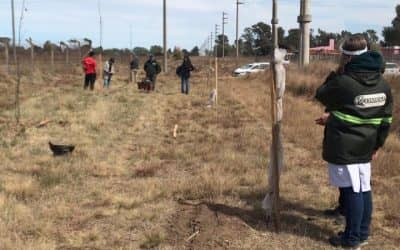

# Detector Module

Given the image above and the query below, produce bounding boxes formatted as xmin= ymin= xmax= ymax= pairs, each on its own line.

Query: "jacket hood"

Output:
xmin=345 ymin=51 xmax=384 ymax=86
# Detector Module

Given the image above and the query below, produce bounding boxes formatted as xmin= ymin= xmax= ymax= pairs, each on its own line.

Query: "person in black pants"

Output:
xmin=176 ymin=54 xmax=195 ymax=95
xmin=82 ymin=51 xmax=97 ymax=90
xmin=315 ymin=34 xmax=393 ymax=249
xmin=144 ymin=54 xmax=161 ymax=91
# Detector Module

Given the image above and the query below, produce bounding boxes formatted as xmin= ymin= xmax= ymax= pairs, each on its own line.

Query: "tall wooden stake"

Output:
xmin=270 ymin=0 xmax=280 ymax=232
xmin=5 ymin=42 xmax=9 ymax=73
xmin=215 ymin=57 xmax=218 ymax=106
xmin=50 ymin=44 xmax=55 ymax=71
xmin=13 ymin=0 xmax=25 ymax=124
xmin=65 ymin=45 xmax=69 ymax=65
xmin=3 ymin=40 xmax=10 ymax=73
xmin=77 ymin=41 xmax=82 ymax=63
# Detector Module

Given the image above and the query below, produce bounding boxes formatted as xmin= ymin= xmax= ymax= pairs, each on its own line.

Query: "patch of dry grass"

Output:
xmin=0 ymin=58 xmax=399 ymax=249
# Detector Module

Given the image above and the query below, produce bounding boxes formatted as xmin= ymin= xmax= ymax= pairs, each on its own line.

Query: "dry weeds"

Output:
xmin=0 ymin=58 xmax=398 ymax=249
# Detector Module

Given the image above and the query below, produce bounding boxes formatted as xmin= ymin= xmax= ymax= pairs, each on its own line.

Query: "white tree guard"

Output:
xmin=262 ymin=48 xmax=287 ymax=213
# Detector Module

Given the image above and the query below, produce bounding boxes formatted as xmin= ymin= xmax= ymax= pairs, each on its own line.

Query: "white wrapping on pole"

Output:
xmin=262 ymin=48 xmax=286 ymax=215
xmin=275 ymin=48 xmax=287 ymax=122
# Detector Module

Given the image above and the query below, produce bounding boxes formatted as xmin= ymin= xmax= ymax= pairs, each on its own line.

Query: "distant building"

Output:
xmin=381 ymin=46 xmax=400 ymax=57
xmin=310 ymin=39 xmax=338 ymax=55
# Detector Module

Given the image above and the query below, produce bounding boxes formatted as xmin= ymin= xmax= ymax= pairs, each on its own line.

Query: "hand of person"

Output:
xmin=315 ymin=112 xmax=330 ymax=126
xmin=372 ymin=150 xmax=379 ymax=161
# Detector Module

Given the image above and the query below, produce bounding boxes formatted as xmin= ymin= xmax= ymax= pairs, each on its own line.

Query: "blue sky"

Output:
xmin=0 ymin=0 xmax=398 ymax=49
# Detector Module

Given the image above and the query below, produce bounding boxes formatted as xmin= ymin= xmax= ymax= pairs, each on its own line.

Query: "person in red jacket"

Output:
xmin=82 ymin=51 xmax=97 ymax=90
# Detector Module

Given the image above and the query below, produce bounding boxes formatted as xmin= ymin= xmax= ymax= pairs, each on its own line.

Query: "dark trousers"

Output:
xmin=340 ymin=187 xmax=372 ymax=246
xmin=338 ymin=188 xmax=345 ymax=215
xmin=84 ymin=73 xmax=96 ymax=90
xmin=181 ymin=77 xmax=190 ymax=94
xmin=148 ymin=75 xmax=157 ymax=91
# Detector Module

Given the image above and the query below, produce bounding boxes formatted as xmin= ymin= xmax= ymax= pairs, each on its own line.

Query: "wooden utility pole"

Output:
xmin=298 ymin=0 xmax=312 ymax=67
xmin=270 ymin=0 xmax=281 ymax=232
xmin=11 ymin=0 xmax=17 ymax=66
xmin=98 ymin=0 xmax=103 ymax=80
xmin=222 ymin=12 xmax=228 ymax=58
xmin=236 ymin=0 xmax=244 ymax=67
xmin=163 ymin=0 xmax=168 ymax=73
xmin=214 ymin=24 xmax=219 ymax=57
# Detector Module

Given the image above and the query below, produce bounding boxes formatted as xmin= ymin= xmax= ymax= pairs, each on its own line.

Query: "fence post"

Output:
xmin=26 ymin=38 xmax=34 ymax=70
xmin=66 ymin=46 xmax=69 ymax=65
xmin=215 ymin=57 xmax=218 ymax=106
xmin=50 ymin=43 xmax=55 ymax=71
xmin=0 ymin=38 xmax=10 ymax=73
xmin=78 ymin=41 xmax=82 ymax=63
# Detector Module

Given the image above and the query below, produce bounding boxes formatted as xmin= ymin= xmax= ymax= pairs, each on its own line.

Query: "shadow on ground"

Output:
xmin=206 ymin=190 xmax=335 ymax=244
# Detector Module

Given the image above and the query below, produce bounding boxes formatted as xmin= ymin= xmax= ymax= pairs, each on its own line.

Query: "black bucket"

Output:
xmin=49 ymin=142 xmax=75 ymax=156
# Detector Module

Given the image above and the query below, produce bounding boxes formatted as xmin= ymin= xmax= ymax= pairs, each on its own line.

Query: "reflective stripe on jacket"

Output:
xmin=316 ymin=51 xmax=393 ymax=165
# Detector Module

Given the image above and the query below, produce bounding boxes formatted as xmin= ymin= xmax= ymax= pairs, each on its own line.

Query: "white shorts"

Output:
xmin=328 ymin=162 xmax=371 ymax=193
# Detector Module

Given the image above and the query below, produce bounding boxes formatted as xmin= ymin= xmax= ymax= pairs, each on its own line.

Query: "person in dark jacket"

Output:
xmin=143 ymin=54 xmax=161 ymax=91
xmin=315 ymin=34 xmax=393 ymax=249
xmin=82 ymin=51 xmax=97 ymax=90
xmin=129 ymin=53 xmax=139 ymax=83
xmin=176 ymin=54 xmax=195 ymax=94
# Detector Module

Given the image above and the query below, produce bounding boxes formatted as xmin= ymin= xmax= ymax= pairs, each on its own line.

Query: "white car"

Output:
xmin=233 ymin=62 xmax=270 ymax=77
xmin=384 ymin=62 xmax=400 ymax=76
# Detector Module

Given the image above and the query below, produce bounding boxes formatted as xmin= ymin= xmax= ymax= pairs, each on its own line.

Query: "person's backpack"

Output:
xmin=176 ymin=65 xmax=182 ymax=76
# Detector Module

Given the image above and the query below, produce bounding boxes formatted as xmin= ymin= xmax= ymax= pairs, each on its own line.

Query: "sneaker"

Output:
xmin=337 ymin=232 xmax=369 ymax=247
xmin=329 ymin=236 xmax=361 ymax=250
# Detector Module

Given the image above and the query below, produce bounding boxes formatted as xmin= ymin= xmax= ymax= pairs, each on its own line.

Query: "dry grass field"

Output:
xmin=0 ymin=57 xmax=399 ymax=249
